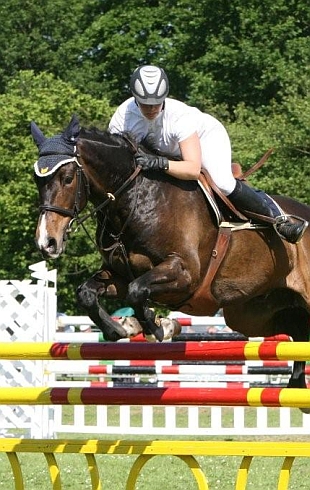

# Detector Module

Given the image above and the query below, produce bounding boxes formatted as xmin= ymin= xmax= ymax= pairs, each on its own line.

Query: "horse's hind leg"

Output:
xmin=274 ymin=308 xmax=309 ymax=390
xmin=76 ymin=269 xmax=143 ymax=341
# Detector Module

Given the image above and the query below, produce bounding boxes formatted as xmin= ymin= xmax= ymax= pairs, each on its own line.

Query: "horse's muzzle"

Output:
xmin=36 ymin=237 xmax=65 ymax=259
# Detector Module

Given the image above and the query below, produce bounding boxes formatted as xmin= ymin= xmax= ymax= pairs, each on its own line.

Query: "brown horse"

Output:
xmin=31 ymin=115 xmax=310 ymax=390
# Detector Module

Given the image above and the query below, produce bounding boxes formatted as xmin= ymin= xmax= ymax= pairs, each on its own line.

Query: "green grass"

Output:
xmin=1 ymin=406 xmax=310 ymax=489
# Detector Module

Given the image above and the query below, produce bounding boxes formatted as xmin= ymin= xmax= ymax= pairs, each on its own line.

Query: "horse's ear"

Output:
xmin=30 ymin=121 xmax=46 ymax=148
xmin=63 ymin=114 xmax=80 ymax=143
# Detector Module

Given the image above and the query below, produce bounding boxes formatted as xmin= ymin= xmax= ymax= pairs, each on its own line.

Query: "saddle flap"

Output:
xmin=198 ymin=170 xmax=248 ymax=223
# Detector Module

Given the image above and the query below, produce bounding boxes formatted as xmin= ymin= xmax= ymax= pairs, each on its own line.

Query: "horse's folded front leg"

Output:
xmin=77 ymin=269 xmax=142 ymax=341
xmin=127 ymin=253 xmax=195 ymax=341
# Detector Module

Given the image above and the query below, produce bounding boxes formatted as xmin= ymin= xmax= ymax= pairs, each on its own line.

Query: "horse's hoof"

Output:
xmin=299 ymin=407 xmax=310 ymax=414
xmin=145 ymin=334 xmax=159 ymax=343
xmin=116 ymin=316 xmax=143 ymax=337
xmin=159 ymin=318 xmax=182 ymax=340
xmin=145 ymin=318 xmax=182 ymax=342
xmin=145 ymin=325 xmax=165 ymax=343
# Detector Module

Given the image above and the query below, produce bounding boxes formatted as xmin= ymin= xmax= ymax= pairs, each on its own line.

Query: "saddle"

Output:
xmin=199 ymin=148 xmax=275 ymax=226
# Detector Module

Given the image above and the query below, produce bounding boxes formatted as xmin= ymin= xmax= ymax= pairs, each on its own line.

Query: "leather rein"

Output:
xmin=39 ymin=157 xmax=142 ymax=233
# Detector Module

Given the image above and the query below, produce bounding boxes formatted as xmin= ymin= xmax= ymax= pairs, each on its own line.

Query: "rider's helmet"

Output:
xmin=130 ymin=65 xmax=169 ymax=105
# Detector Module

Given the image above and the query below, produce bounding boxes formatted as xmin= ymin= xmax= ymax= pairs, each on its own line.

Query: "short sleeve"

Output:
xmin=173 ymin=112 xmax=197 ymax=142
xmin=109 ymin=106 xmax=126 ymax=134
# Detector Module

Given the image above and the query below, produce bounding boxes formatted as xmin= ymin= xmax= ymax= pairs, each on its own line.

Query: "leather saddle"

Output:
xmin=198 ymin=148 xmax=274 ymax=226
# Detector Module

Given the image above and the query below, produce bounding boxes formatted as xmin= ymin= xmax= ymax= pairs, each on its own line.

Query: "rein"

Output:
xmin=39 ymin=158 xmax=142 ymax=232
xmin=73 ymin=163 xmax=142 ymax=279
xmin=73 ymin=164 xmax=142 ymax=229
xmin=240 ymin=148 xmax=274 ymax=180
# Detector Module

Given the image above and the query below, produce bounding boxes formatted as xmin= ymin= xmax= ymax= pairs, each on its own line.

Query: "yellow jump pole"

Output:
xmin=0 ymin=386 xmax=310 ymax=408
xmin=0 ymin=341 xmax=310 ymax=361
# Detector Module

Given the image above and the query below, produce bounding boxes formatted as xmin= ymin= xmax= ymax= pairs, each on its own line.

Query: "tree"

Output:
xmin=0 ymin=1 xmax=308 ymax=116
xmin=52 ymin=0 xmax=310 ymax=115
xmin=228 ymin=79 xmax=310 ymax=201
xmin=0 ymin=0 xmax=94 ymax=92
xmin=0 ymin=70 xmax=114 ymax=313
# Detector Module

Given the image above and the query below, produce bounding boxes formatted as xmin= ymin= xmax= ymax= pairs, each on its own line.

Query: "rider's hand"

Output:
xmin=135 ymin=149 xmax=169 ymax=172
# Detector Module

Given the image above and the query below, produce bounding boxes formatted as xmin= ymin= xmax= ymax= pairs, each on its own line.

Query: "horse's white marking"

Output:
xmin=37 ymin=214 xmax=48 ymax=249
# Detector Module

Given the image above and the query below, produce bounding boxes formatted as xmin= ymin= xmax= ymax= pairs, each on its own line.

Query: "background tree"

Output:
xmin=1 ymin=1 xmax=309 ymax=114
xmin=0 ymin=70 xmax=113 ymax=313
xmin=0 ymin=0 xmax=93 ymax=92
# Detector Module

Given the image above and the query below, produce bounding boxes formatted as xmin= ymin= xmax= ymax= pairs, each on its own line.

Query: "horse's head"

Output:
xmin=32 ymin=115 xmax=89 ymax=258
xmin=32 ymin=115 xmax=141 ymax=259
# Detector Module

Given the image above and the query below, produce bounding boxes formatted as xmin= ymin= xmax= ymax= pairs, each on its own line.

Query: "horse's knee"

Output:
xmin=127 ymin=280 xmax=150 ymax=306
xmin=76 ymin=282 xmax=97 ymax=309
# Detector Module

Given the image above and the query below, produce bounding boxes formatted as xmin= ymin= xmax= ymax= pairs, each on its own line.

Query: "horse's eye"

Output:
xmin=64 ymin=175 xmax=74 ymax=185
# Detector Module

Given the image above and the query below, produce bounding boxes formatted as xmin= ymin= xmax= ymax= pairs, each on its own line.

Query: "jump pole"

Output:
xmin=0 ymin=341 xmax=310 ymax=361
xmin=44 ymin=359 xmax=296 ymax=373
xmin=0 ymin=386 xmax=310 ymax=408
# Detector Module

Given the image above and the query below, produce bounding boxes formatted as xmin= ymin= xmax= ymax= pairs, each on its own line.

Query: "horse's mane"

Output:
xmin=79 ymin=127 xmax=138 ymax=153
xmin=78 ymin=126 xmax=181 ymax=164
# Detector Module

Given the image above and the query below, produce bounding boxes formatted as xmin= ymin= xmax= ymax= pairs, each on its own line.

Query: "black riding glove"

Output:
xmin=135 ymin=149 xmax=169 ymax=172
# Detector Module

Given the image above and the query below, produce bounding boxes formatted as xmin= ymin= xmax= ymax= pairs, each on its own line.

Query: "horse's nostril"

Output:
xmin=47 ymin=237 xmax=57 ymax=251
xmin=39 ymin=236 xmax=63 ymax=259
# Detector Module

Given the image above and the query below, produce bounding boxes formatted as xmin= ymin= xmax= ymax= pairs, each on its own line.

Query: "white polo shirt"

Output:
xmin=109 ymin=97 xmax=235 ymax=195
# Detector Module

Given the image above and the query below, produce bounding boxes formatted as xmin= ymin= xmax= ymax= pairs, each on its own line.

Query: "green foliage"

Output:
xmin=0 ymin=0 xmax=92 ymax=92
xmin=1 ymin=0 xmax=308 ymax=113
xmin=42 ymin=0 xmax=310 ymax=114
xmin=228 ymin=75 xmax=310 ymax=200
xmin=0 ymin=70 xmax=113 ymax=312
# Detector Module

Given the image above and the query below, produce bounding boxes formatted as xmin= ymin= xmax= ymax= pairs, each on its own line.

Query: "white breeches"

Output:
xmin=200 ymin=122 xmax=236 ymax=196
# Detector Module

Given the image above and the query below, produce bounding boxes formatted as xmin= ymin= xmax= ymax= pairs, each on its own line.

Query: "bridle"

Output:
xmin=37 ymin=130 xmax=143 ymax=277
xmin=39 ymin=155 xmax=142 ymax=235
xmin=39 ymin=157 xmax=88 ymax=221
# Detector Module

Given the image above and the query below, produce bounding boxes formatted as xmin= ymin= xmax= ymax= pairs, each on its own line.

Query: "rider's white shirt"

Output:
xmin=109 ymin=97 xmax=235 ymax=195
xmin=110 ymin=97 xmax=222 ymax=155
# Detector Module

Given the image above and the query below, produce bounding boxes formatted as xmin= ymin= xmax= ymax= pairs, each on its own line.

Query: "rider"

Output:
xmin=109 ymin=65 xmax=308 ymax=244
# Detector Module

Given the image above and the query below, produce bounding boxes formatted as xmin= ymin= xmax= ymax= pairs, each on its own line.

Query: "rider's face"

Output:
xmin=138 ymin=102 xmax=163 ymax=120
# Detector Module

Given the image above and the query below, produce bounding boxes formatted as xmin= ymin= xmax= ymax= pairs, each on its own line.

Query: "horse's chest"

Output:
xmin=128 ymin=252 xmax=154 ymax=273
xmin=102 ymin=245 xmax=153 ymax=277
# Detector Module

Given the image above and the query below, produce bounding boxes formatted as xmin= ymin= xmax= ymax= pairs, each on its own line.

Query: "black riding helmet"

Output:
xmin=130 ymin=65 xmax=169 ymax=105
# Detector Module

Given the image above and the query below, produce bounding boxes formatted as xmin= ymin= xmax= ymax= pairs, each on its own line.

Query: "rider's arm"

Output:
xmin=166 ymin=132 xmax=202 ymax=180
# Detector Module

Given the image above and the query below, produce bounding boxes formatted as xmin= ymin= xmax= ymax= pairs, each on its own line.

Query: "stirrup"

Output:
xmin=274 ymin=215 xmax=308 ymax=243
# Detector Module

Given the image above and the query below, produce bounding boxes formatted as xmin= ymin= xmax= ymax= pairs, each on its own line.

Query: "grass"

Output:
xmin=1 ymin=407 xmax=310 ymax=489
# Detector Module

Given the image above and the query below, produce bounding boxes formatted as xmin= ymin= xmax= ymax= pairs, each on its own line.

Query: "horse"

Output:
xmin=31 ymin=114 xmax=310 ymax=392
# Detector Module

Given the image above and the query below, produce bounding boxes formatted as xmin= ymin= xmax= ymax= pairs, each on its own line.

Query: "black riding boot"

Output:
xmin=228 ymin=180 xmax=308 ymax=244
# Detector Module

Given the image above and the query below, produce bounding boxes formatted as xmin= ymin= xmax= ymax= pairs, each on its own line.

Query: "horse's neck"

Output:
xmin=80 ymin=155 xmax=138 ymax=226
